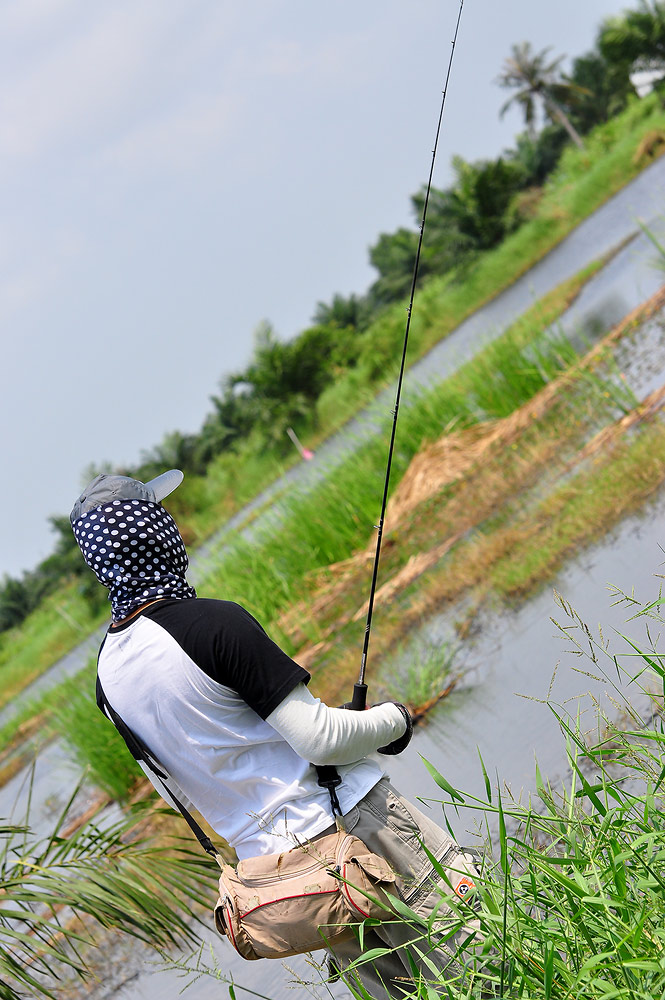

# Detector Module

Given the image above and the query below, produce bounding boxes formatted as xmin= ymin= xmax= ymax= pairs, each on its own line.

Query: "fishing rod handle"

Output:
xmin=351 ymin=683 xmax=368 ymax=712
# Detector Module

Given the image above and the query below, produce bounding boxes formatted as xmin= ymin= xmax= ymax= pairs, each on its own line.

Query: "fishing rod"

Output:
xmin=351 ymin=0 xmax=465 ymax=712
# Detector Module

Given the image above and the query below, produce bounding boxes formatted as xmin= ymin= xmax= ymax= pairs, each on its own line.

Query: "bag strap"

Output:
xmin=96 ymin=676 xmax=222 ymax=864
xmin=315 ymin=764 xmax=344 ymax=820
xmin=96 ymin=676 xmax=345 ymax=853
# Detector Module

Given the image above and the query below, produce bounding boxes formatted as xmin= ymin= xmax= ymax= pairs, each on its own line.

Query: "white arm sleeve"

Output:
xmin=265 ymin=683 xmax=407 ymax=766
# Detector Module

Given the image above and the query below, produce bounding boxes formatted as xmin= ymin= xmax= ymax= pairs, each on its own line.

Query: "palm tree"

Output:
xmin=599 ymin=1 xmax=665 ymax=72
xmin=498 ymin=42 xmax=586 ymax=149
xmin=0 ymin=789 xmax=212 ymax=999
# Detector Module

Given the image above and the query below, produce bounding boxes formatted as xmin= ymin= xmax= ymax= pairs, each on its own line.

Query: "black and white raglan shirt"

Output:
xmin=97 ymin=597 xmax=404 ymax=859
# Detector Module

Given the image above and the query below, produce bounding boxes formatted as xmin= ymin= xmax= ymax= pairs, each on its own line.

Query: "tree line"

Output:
xmin=2 ymin=0 xmax=665 ymax=634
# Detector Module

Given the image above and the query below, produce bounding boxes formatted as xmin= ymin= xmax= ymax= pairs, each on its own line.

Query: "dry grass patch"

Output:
xmin=305 ymin=293 xmax=665 ymax=705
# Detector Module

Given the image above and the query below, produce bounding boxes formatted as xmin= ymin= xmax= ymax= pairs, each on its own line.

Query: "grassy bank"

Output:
xmin=0 ymin=588 xmax=106 ymax=713
xmin=276 ymin=295 xmax=665 ymax=707
xmin=312 ymin=94 xmax=665 ymax=437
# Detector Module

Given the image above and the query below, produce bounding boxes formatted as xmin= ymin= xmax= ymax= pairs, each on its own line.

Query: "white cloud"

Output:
xmin=0 ymin=0 xmax=80 ymax=35
xmin=0 ymin=229 xmax=85 ymax=325
xmin=99 ymin=91 xmax=240 ymax=172
xmin=0 ymin=4 xmax=179 ymax=161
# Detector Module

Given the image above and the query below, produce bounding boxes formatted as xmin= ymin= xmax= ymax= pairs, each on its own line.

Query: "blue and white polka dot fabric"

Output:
xmin=72 ymin=499 xmax=196 ymax=622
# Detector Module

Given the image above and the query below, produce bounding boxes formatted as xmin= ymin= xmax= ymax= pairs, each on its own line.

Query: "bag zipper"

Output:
xmin=237 ymin=853 xmax=337 ymax=888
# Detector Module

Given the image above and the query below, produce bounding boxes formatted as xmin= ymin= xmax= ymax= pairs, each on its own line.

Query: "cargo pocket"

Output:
xmin=405 ymin=844 xmax=480 ymax=912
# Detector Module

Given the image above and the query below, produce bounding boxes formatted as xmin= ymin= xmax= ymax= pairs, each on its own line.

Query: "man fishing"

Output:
xmin=70 ymin=468 xmax=482 ymax=998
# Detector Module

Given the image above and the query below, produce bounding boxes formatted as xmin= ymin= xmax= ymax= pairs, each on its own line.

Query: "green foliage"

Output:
xmin=0 ymin=791 xmax=212 ymax=999
xmin=368 ymin=155 xmax=526 ymax=309
xmin=498 ymin=41 xmax=587 ymax=149
xmin=433 ymin=156 xmax=526 ymax=250
xmin=368 ymin=227 xmax=420 ymax=306
xmin=600 ymin=0 xmax=665 ymax=71
xmin=139 ymin=429 xmax=208 ymax=479
xmin=52 ymin=678 xmax=140 ymax=802
xmin=507 ymin=125 xmax=569 ymax=187
xmin=0 ymin=575 xmax=36 ymax=632
xmin=206 ymin=319 xmax=360 ymax=454
xmin=568 ymin=50 xmax=633 ymax=134
xmin=312 ymin=291 xmax=372 ymax=332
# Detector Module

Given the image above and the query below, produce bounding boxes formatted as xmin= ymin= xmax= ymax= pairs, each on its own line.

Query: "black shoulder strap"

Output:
xmin=96 ymin=676 xmax=219 ymax=859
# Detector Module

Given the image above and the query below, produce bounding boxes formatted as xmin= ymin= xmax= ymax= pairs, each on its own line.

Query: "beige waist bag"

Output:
xmin=96 ymin=682 xmax=396 ymax=961
xmin=214 ymin=829 xmax=397 ymax=960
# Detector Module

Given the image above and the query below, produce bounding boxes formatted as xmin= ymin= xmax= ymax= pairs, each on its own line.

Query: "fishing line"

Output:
xmin=351 ymin=0 xmax=466 ymax=711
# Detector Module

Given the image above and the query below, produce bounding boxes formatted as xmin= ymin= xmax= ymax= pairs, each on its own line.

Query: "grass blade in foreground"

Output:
xmin=0 ymin=787 xmax=213 ymax=999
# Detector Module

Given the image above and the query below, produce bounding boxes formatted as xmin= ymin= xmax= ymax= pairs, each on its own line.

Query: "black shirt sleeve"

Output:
xmin=142 ymin=598 xmax=310 ymax=719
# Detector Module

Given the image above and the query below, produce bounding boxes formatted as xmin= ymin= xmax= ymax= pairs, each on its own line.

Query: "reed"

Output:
xmin=165 ymin=597 xmax=665 ymax=999
xmin=377 ymin=638 xmax=458 ymax=709
xmin=0 ymin=784 xmax=213 ymax=1000
xmin=414 ymin=590 xmax=665 ymax=999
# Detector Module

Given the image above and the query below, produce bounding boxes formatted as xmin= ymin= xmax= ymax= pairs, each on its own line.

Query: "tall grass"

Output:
xmin=50 ymin=678 xmax=140 ymax=802
xmin=378 ymin=638 xmax=459 ymax=708
xmin=414 ymin=590 xmax=665 ymax=999
xmin=200 ymin=318 xmax=590 ymax=642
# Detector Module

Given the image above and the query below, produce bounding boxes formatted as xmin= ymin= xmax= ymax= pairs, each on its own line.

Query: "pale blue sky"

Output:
xmin=1 ymin=0 xmax=636 ymax=577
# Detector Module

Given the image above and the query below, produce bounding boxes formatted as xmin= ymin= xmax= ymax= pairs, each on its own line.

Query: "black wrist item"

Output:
xmin=377 ymin=702 xmax=413 ymax=756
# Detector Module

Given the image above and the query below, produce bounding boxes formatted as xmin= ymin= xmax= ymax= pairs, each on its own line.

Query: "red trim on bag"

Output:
xmin=240 ymin=887 xmax=339 ymax=919
xmin=341 ymin=864 xmax=371 ymax=918
xmin=225 ymin=906 xmax=238 ymax=950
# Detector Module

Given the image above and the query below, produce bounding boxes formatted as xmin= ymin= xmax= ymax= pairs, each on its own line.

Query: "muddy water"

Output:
xmin=1 ymin=740 xmax=88 ymax=841
xmin=387 ymin=494 xmax=665 ymax=827
xmin=0 ymin=738 xmax=123 ymax=842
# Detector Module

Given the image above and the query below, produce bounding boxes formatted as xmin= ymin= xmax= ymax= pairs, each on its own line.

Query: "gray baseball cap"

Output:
xmin=70 ymin=469 xmax=184 ymax=525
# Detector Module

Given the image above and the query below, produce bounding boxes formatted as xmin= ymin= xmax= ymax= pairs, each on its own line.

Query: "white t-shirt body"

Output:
xmin=97 ymin=598 xmax=387 ymax=859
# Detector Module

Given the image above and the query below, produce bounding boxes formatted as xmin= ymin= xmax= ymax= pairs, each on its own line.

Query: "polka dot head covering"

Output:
xmin=72 ymin=499 xmax=196 ymax=622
